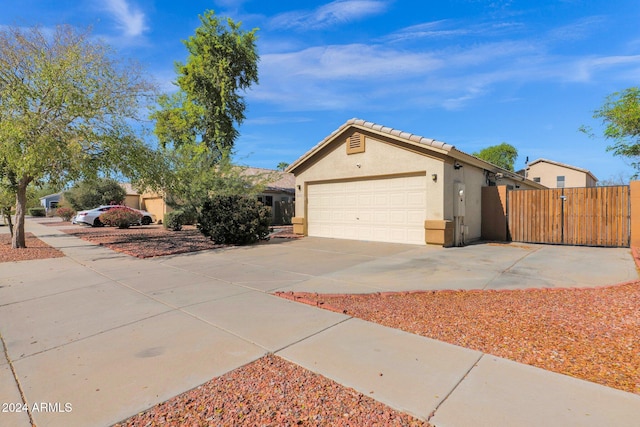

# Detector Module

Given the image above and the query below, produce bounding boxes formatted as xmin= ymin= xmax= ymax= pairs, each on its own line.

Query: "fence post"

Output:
xmin=630 ymin=181 xmax=640 ymax=247
xmin=481 ymin=185 xmax=509 ymax=241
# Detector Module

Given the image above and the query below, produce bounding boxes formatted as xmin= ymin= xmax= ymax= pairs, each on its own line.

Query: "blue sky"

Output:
xmin=3 ymin=0 xmax=640 ymax=181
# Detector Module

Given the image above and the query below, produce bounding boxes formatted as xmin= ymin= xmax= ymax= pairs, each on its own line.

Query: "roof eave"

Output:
xmin=287 ymin=118 xmax=453 ymax=173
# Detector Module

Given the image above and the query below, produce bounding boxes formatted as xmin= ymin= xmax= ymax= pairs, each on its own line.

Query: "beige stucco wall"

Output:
xmin=528 ymin=162 xmax=594 ymax=188
xmin=123 ymin=194 xmax=140 ymax=210
xmin=441 ymin=161 xmax=485 ymax=242
xmin=141 ymin=196 xmax=170 ymax=223
xmin=293 ymin=133 xmax=446 ymax=224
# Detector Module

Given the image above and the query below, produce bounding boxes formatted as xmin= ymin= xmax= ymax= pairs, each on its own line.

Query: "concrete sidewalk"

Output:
xmin=1 ymin=220 xmax=639 ymax=426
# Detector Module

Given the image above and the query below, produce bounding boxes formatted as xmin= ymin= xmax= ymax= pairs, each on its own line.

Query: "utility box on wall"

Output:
xmin=453 ymin=182 xmax=466 ymax=217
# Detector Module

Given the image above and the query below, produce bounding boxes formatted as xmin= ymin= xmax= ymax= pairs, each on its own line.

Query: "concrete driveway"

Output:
xmin=1 ymin=221 xmax=638 ymax=427
xmin=174 ymin=236 xmax=636 ymax=294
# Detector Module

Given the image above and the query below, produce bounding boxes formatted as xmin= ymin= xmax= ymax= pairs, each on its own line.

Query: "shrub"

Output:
xmin=99 ymin=207 xmax=142 ymax=229
xmin=163 ymin=210 xmax=185 ymax=231
xmin=56 ymin=207 xmax=75 ymax=221
xmin=181 ymin=207 xmax=198 ymax=225
xmin=28 ymin=207 xmax=46 ymax=217
xmin=197 ymin=195 xmax=271 ymax=245
xmin=64 ymin=178 xmax=127 ymax=211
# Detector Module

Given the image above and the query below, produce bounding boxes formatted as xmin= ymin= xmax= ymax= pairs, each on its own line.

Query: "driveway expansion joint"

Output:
xmin=1 ymin=332 xmax=35 ymax=426
xmin=273 ymin=316 xmax=354 ymax=354
xmin=427 ymin=352 xmax=485 ymax=422
xmin=482 ymin=245 xmax=544 ymax=290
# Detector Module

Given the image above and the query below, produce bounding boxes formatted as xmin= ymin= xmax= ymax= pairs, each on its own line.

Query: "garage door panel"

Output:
xmin=307 ymin=175 xmax=427 ymax=245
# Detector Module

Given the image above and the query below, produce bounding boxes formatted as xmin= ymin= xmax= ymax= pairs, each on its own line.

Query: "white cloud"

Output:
xmin=250 ymin=31 xmax=640 ymax=113
xmin=102 ymin=0 xmax=147 ymax=37
xmin=269 ymin=0 xmax=388 ymax=30
xmin=383 ymin=19 xmax=526 ymax=44
xmin=546 ymin=16 xmax=606 ymax=42
xmin=262 ymin=44 xmax=442 ymax=80
xmin=570 ymin=55 xmax=640 ymax=82
xmin=383 ymin=20 xmax=471 ymax=43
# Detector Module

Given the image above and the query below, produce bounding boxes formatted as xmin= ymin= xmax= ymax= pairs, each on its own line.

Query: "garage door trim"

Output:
xmin=305 ymin=172 xmax=428 ymax=245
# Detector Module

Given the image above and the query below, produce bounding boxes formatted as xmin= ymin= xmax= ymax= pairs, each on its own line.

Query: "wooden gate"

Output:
xmin=507 ymin=186 xmax=630 ymax=247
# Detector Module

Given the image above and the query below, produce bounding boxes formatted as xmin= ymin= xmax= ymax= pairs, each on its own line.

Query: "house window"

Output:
xmin=257 ymin=196 xmax=264 ymax=204
xmin=557 ymin=176 xmax=565 ymax=188
xmin=533 ymin=177 xmax=540 ymax=183
xmin=264 ymin=196 xmax=273 ymax=207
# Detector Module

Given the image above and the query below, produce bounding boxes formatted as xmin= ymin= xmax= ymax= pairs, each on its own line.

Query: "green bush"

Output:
xmin=64 ymin=178 xmax=126 ymax=211
xmin=99 ymin=207 xmax=142 ymax=229
xmin=181 ymin=207 xmax=198 ymax=225
xmin=164 ymin=210 xmax=185 ymax=231
xmin=56 ymin=207 xmax=75 ymax=221
xmin=29 ymin=207 xmax=46 ymax=217
xmin=197 ymin=195 xmax=271 ymax=245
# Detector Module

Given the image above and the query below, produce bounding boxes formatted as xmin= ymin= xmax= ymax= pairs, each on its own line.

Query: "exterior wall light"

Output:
xmin=432 ymin=174 xmax=437 ymax=182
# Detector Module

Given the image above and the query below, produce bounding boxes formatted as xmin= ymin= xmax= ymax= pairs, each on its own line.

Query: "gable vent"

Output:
xmin=346 ymin=132 xmax=365 ymax=154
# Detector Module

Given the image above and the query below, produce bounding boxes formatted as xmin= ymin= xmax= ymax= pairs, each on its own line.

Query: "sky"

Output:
xmin=3 ymin=0 xmax=640 ymax=182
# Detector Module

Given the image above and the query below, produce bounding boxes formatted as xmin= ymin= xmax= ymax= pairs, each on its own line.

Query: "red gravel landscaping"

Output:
xmin=276 ymin=282 xmax=640 ymax=395
xmin=115 ymin=354 xmax=430 ymax=427
xmin=61 ymin=225 xmax=225 ymax=258
xmin=59 ymin=224 xmax=300 ymax=258
xmin=0 ymin=231 xmax=65 ymax=262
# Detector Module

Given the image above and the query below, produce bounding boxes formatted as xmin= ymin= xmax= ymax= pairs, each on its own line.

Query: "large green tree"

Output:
xmin=152 ymin=10 xmax=259 ymax=155
xmin=146 ymin=10 xmax=260 ymax=215
xmin=0 ymin=25 xmax=156 ymax=248
xmin=584 ymin=87 xmax=640 ymax=173
xmin=473 ymin=143 xmax=518 ymax=171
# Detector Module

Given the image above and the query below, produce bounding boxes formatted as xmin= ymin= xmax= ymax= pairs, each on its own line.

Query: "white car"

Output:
xmin=72 ymin=205 xmax=156 ymax=227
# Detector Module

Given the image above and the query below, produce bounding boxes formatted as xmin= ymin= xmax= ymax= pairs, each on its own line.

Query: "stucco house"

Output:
xmin=523 ymin=159 xmax=598 ymax=188
xmin=244 ymin=167 xmax=295 ymax=225
xmin=287 ymin=118 xmax=545 ymax=247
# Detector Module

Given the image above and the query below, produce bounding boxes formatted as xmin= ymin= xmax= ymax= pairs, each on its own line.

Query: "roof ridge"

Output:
xmin=346 ymin=118 xmax=453 ymax=151
xmin=286 ymin=118 xmax=454 ymax=172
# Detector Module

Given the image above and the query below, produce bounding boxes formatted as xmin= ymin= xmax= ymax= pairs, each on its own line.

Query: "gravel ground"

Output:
xmin=115 ymin=354 xmax=430 ymax=427
xmin=277 ymin=282 xmax=640 ymax=395
xmin=60 ymin=223 xmax=299 ymax=258
xmin=61 ymin=225 xmax=226 ymax=258
xmin=0 ymin=231 xmax=65 ymax=262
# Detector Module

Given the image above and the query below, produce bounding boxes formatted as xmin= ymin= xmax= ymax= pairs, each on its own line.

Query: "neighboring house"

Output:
xmin=523 ymin=159 xmax=598 ymax=188
xmin=243 ymin=167 xmax=295 ymax=225
xmin=119 ymin=183 xmax=142 ymax=209
xmin=287 ymin=118 xmax=545 ymax=247
xmin=120 ymin=168 xmax=295 ymax=225
xmin=39 ymin=192 xmax=63 ymax=213
xmin=117 ymin=183 xmax=171 ymax=225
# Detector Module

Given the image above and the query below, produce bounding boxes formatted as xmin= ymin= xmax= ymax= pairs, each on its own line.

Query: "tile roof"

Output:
xmin=241 ymin=167 xmax=295 ymax=191
xmin=286 ymin=118 xmax=456 ymax=173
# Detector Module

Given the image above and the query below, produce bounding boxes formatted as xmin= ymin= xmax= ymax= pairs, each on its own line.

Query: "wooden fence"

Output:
xmin=507 ymin=186 xmax=630 ymax=247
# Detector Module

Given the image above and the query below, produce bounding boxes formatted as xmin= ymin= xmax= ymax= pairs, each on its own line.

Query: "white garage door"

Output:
xmin=307 ymin=175 xmax=427 ymax=245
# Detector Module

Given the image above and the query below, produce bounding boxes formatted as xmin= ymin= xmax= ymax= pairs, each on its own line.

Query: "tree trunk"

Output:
xmin=12 ymin=178 xmax=30 ymax=249
xmin=3 ymin=209 xmax=14 ymax=238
